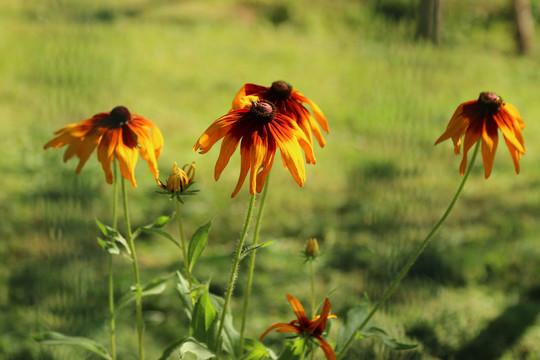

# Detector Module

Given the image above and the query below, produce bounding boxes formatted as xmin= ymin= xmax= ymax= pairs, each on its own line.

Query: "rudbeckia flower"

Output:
xmin=435 ymin=92 xmax=525 ymax=178
xmin=44 ymin=106 xmax=163 ymax=187
xmin=260 ymin=294 xmax=337 ymax=360
xmin=232 ymin=81 xmax=329 ymax=147
xmin=193 ymin=97 xmax=315 ymax=198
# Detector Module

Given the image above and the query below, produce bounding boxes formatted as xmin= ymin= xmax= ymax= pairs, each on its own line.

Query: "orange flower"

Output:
xmin=193 ymin=98 xmax=315 ymax=198
xmin=44 ymin=106 xmax=163 ymax=187
xmin=232 ymin=81 xmax=329 ymax=148
xmin=260 ymin=294 xmax=337 ymax=360
xmin=435 ymin=92 xmax=525 ymax=178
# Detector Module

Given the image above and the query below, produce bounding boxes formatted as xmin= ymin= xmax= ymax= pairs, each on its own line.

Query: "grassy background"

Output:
xmin=1 ymin=0 xmax=540 ymax=359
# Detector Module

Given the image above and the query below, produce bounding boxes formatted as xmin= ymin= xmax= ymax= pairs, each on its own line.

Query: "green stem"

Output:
xmin=239 ymin=177 xmax=271 ymax=356
xmin=310 ymin=260 xmax=315 ymax=319
xmin=337 ymin=141 xmax=480 ymax=359
xmin=122 ymin=177 xmax=144 ymax=360
xmin=175 ymin=199 xmax=192 ymax=287
xmin=109 ymin=160 xmax=118 ymax=360
xmin=215 ymin=194 xmax=257 ymax=356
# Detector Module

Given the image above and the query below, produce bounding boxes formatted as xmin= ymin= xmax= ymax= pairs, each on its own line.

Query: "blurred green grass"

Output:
xmin=1 ymin=0 xmax=540 ymax=358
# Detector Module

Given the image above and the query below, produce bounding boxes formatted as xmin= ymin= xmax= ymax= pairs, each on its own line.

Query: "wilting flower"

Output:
xmin=158 ymin=162 xmax=197 ymax=201
xmin=44 ymin=106 xmax=163 ymax=187
xmin=435 ymin=92 xmax=525 ymax=178
xmin=193 ymin=97 xmax=315 ymax=198
xmin=260 ymin=294 xmax=337 ymax=360
xmin=232 ymin=81 xmax=329 ymax=147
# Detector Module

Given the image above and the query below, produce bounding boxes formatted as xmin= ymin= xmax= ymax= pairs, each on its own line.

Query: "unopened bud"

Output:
xmin=305 ymin=238 xmax=319 ymax=259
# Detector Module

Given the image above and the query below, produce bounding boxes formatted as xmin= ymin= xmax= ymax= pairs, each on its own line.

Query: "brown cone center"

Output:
xmin=109 ymin=106 xmax=131 ymax=127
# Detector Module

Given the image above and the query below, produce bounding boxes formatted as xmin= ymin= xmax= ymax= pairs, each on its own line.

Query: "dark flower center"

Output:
xmin=269 ymin=80 xmax=292 ymax=100
xmin=478 ymin=92 xmax=504 ymax=113
xmin=250 ymin=100 xmax=276 ymax=122
xmin=109 ymin=106 xmax=131 ymax=127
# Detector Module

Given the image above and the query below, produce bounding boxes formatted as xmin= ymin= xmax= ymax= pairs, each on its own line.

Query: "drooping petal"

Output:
xmin=286 ymin=294 xmax=310 ymax=329
xmin=97 ymin=130 xmax=119 ymax=184
xmin=129 ymin=122 xmax=160 ymax=181
xmin=459 ymin=116 xmax=483 ymax=175
xmin=259 ymin=322 xmax=301 ymax=340
xmin=248 ymin=131 xmax=268 ymax=196
xmin=292 ymin=89 xmax=330 ymax=134
xmin=115 ymin=135 xmax=139 ymax=188
xmin=308 ymin=298 xmax=333 ymax=336
xmin=75 ymin=132 xmax=102 ymax=174
xmin=215 ymin=134 xmax=241 ymax=181
xmin=314 ymin=336 xmax=337 ymax=360
xmin=231 ymin=140 xmax=252 ymax=198
xmin=193 ymin=112 xmax=243 ymax=154
xmin=493 ymin=112 xmax=524 ymax=154
xmin=480 ymin=118 xmax=499 ymax=178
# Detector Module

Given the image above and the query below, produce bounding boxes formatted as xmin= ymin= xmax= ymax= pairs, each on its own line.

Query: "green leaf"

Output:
xmin=32 ymin=331 xmax=112 ymax=360
xmin=240 ymin=241 xmax=274 ymax=260
xmin=158 ymin=337 xmax=187 ymax=360
xmin=242 ymin=338 xmax=277 ymax=360
xmin=117 ymin=274 xmax=172 ymax=313
xmin=97 ymin=237 xmax=120 ymax=255
xmin=176 ymin=271 xmax=195 ymax=319
xmin=152 ymin=215 xmax=172 ymax=228
xmin=139 ymin=227 xmax=182 ymax=250
xmin=209 ymin=294 xmax=239 ymax=356
xmin=360 ymin=327 xmax=417 ymax=350
xmin=95 ymin=218 xmax=131 ymax=255
xmin=191 ymin=289 xmax=218 ymax=349
xmin=335 ymin=303 xmax=370 ymax=354
xmin=179 ymin=338 xmax=215 ymax=360
xmin=188 ymin=221 xmax=211 ymax=272
xmin=277 ymin=339 xmax=304 ymax=360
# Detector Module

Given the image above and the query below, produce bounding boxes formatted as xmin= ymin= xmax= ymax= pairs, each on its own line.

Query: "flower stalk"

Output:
xmin=121 ymin=177 xmax=144 ymax=360
xmin=175 ymin=199 xmax=192 ymax=287
xmin=337 ymin=140 xmax=480 ymax=359
xmin=239 ymin=174 xmax=271 ymax=356
xmin=215 ymin=194 xmax=257 ymax=355
xmin=108 ymin=161 xmax=119 ymax=360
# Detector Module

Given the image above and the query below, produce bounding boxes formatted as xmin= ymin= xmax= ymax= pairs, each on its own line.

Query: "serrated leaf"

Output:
xmin=361 ymin=327 xmax=417 ymax=350
xmin=240 ymin=241 xmax=274 ymax=260
xmin=335 ymin=303 xmax=370 ymax=354
xmin=191 ymin=289 xmax=218 ymax=349
xmin=188 ymin=221 xmax=211 ymax=272
xmin=277 ymin=339 xmax=304 ymax=360
xmin=179 ymin=338 xmax=215 ymax=360
xmin=32 ymin=331 xmax=112 ymax=360
xmin=242 ymin=338 xmax=277 ymax=360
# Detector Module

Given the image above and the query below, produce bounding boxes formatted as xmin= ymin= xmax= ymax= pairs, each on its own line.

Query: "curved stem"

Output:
xmin=175 ymin=199 xmax=192 ymax=287
xmin=337 ymin=141 xmax=480 ymax=359
xmin=109 ymin=160 xmax=119 ymax=360
xmin=239 ymin=176 xmax=271 ymax=356
xmin=215 ymin=194 xmax=257 ymax=356
xmin=122 ymin=178 xmax=144 ymax=360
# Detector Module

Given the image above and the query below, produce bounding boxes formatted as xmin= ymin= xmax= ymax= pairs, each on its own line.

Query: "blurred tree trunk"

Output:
xmin=513 ymin=0 xmax=535 ymax=55
xmin=416 ymin=0 xmax=442 ymax=43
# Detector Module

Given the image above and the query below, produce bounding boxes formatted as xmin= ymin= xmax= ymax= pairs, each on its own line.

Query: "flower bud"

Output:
xmin=305 ymin=238 xmax=319 ymax=259
xmin=158 ymin=162 xmax=195 ymax=193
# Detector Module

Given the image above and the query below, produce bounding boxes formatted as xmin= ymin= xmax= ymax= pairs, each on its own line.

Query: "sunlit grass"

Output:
xmin=1 ymin=0 xmax=539 ymax=358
